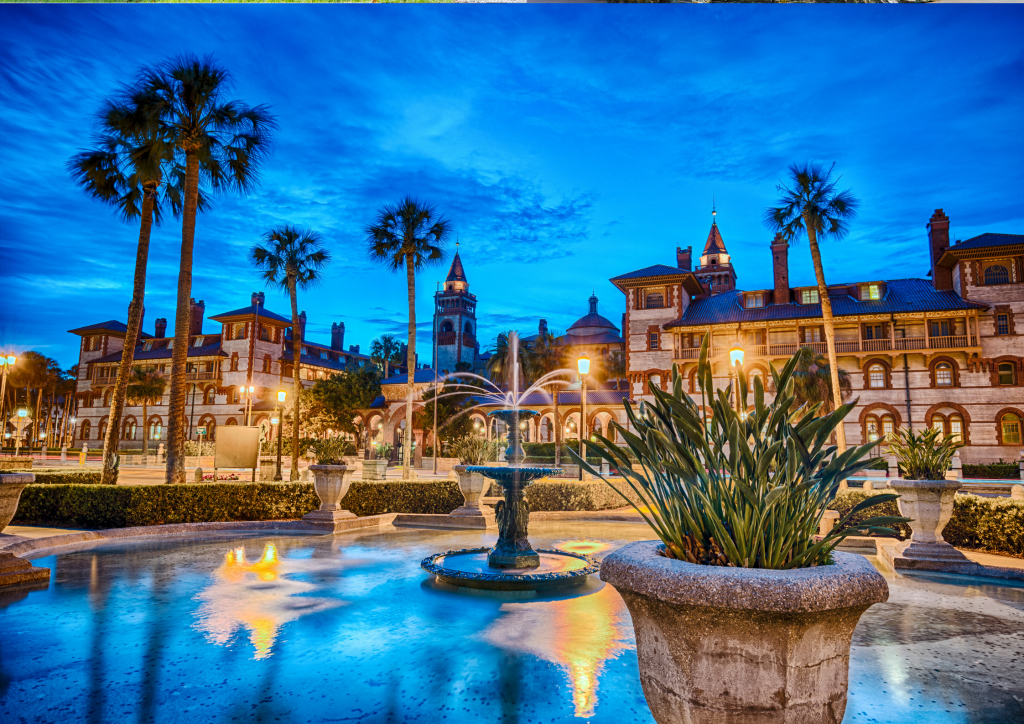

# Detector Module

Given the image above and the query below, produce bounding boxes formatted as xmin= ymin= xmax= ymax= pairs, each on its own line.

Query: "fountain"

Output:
xmin=421 ymin=333 xmax=599 ymax=591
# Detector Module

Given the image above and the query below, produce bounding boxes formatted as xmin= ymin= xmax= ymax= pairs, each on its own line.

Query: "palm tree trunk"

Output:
xmin=43 ymin=389 xmax=54 ymax=457
xmin=166 ymin=157 xmax=200 ymax=485
xmin=805 ymin=219 xmax=847 ymax=453
xmin=404 ymin=257 xmax=416 ymax=480
xmin=289 ymin=275 xmax=302 ymax=481
xmin=141 ymin=398 xmax=149 ymax=458
xmin=103 ymin=181 xmax=158 ymax=485
xmin=553 ymin=387 xmax=561 ymax=465
xmin=35 ymin=387 xmax=43 ymax=454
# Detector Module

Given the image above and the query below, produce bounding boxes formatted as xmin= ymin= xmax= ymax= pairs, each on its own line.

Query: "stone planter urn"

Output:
xmin=889 ymin=478 xmax=969 ymax=566
xmin=601 ymin=541 xmax=888 ymax=724
xmin=449 ymin=465 xmax=495 ymax=524
xmin=362 ymin=459 xmax=389 ymax=480
xmin=301 ymin=465 xmax=356 ymax=530
xmin=0 ymin=472 xmax=51 ymax=589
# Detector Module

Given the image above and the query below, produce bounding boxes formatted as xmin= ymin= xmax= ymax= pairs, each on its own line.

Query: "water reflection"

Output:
xmin=192 ymin=543 xmax=343 ymax=660
xmin=484 ymin=582 xmax=633 ymax=718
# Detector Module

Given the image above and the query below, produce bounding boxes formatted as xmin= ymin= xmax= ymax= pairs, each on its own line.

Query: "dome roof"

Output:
xmin=567 ymin=313 xmax=618 ymax=333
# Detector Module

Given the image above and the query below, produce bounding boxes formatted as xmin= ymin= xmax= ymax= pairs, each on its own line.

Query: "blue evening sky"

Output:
xmin=1 ymin=5 xmax=1022 ymax=369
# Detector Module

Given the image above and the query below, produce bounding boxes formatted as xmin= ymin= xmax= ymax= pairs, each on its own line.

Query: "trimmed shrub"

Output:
xmin=341 ymin=481 xmax=463 ymax=517
xmin=976 ymin=498 xmax=1024 ymax=555
xmin=963 ymin=461 xmax=1020 ymax=480
xmin=27 ymin=469 xmax=104 ymax=485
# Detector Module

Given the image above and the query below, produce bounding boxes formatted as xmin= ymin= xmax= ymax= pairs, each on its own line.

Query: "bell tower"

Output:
xmin=694 ymin=203 xmax=737 ymax=295
xmin=433 ymin=242 xmax=478 ymax=374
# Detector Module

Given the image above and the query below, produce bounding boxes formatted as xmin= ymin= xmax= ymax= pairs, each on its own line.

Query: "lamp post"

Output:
xmin=729 ymin=343 xmax=745 ymax=416
xmin=577 ymin=354 xmax=590 ymax=481
xmin=239 ymin=385 xmax=256 ymax=426
xmin=15 ymin=408 xmax=27 ymax=457
xmin=274 ymin=390 xmax=286 ymax=481
xmin=0 ymin=355 xmax=15 ymax=442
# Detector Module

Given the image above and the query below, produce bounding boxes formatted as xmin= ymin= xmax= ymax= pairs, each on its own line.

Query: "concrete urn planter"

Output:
xmin=362 ymin=459 xmax=389 ymax=480
xmin=601 ymin=541 xmax=889 ymax=724
xmin=889 ymin=478 xmax=968 ymax=565
xmin=450 ymin=466 xmax=494 ymax=525
xmin=301 ymin=465 xmax=356 ymax=530
xmin=0 ymin=472 xmax=51 ymax=589
xmin=0 ymin=472 xmax=35 ymax=532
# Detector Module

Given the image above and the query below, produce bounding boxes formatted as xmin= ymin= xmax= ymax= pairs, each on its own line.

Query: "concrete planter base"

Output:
xmin=362 ymin=460 xmax=389 ymax=480
xmin=601 ymin=541 xmax=888 ymax=724
xmin=889 ymin=478 xmax=969 ymax=570
xmin=301 ymin=465 xmax=357 ymax=531
xmin=449 ymin=466 xmax=495 ymax=526
xmin=0 ymin=472 xmax=51 ymax=589
xmin=1 ymin=472 xmax=35 ymax=532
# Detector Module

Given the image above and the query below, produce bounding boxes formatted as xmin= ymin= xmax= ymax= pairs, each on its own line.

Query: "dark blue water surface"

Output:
xmin=1 ymin=522 xmax=1022 ymax=724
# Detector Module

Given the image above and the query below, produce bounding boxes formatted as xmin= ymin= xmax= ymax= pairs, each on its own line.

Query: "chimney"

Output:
xmin=251 ymin=291 xmax=265 ymax=307
xmin=298 ymin=311 xmax=307 ymax=342
xmin=331 ymin=322 xmax=345 ymax=350
xmin=928 ymin=209 xmax=953 ymax=291
xmin=349 ymin=344 xmax=360 ymax=354
xmin=189 ymin=299 xmax=204 ymax=336
xmin=770 ymin=233 xmax=790 ymax=304
xmin=539 ymin=319 xmax=548 ymax=338
xmin=676 ymin=246 xmax=692 ymax=271
xmin=154 ymin=318 xmax=167 ymax=339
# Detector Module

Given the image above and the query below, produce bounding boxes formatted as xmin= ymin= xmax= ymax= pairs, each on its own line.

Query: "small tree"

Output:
xmin=370 ymin=334 xmax=403 ymax=379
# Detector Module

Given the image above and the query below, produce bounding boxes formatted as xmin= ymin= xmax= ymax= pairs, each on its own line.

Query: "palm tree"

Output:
xmin=251 ymin=226 xmax=330 ymax=481
xmin=137 ymin=55 xmax=276 ymax=484
xmin=68 ymin=85 xmax=186 ymax=484
xmin=486 ymin=331 xmax=531 ymax=391
xmin=127 ymin=367 xmax=166 ymax=457
xmin=787 ymin=347 xmax=852 ymax=419
xmin=529 ymin=331 xmax=568 ymax=465
xmin=765 ymin=162 xmax=858 ymax=451
xmin=365 ymin=197 xmax=451 ymax=480
xmin=370 ymin=334 xmax=402 ymax=379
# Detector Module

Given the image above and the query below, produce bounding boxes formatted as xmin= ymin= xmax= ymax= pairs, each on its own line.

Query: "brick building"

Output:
xmin=610 ymin=209 xmax=1024 ymax=464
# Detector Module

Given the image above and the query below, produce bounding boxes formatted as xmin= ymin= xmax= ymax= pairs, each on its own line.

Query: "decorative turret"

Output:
xmin=434 ymin=241 xmax=478 ymax=373
xmin=694 ymin=203 xmax=737 ymax=295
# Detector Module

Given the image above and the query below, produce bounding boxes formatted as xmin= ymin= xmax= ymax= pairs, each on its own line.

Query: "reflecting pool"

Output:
xmin=1 ymin=523 xmax=1022 ymax=724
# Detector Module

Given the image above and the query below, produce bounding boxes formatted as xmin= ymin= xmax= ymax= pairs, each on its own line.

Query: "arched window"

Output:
xmin=949 ymin=414 xmax=963 ymax=442
xmin=229 ymin=388 xmax=240 ymax=404
xmin=932 ymin=416 xmax=945 ymax=439
xmin=464 ymin=322 xmax=473 ymax=334
xmin=1001 ymin=413 xmax=1021 ymax=445
xmin=984 ymin=264 xmax=1010 ymax=285
xmin=645 ymin=292 xmax=664 ymax=309
xmin=866 ymin=415 xmax=879 ymax=442
xmin=124 ymin=420 xmax=136 ymax=440
xmin=98 ymin=419 xmax=107 ymax=440
xmin=748 ymin=370 xmax=763 ymax=389
xmin=103 ymin=389 xmax=113 ymax=406
xmin=263 ymin=355 xmax=272 ymax=373
xmin=441 ymin=320 xmax=454 ymax=333
xmin=935 ymin=363 xmax=953 ymax=387
xmin=204 ymin=387 xmax=216 ymax=404
xmin=881 ymin=415 xmax=895 ymax=441
xmin=80 ymin=420 xmax=91 ymax=440
xmin=868 ymin=365 xmax=886 ymax=389
xmin=997 ymin=362 xmax=1016 ymax=386
xmin=225 ymin=418 xmax=238 ymax=426
xmin=230 ymin=353 xmax=239 ymax=372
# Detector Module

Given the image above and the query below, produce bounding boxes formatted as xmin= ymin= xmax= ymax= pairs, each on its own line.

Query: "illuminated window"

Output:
xmin=998 ymin=362 xmax=1016 ymax=386
xmin=866 ymin=416 xmax=879 ymax=441
xmin=935 ymin=363 xmax=953 ymax=386
xmin=949 ymin=415 xmax=963 ymax=442
xmin=645 ymin=292 xmax=664 ymax=309
xmin=984 ymin=265 xmax=1009 ymax=285
xmin=745 ymin=294 xmax=763 ymax=309
xmin=149 ymin=422 xmax=162 ymax=441
xmin=803 ymin=328 xmax=822 ymax=343
xmin=1002 ymin=414 xmax=1021 ymax=444
xmin=882 ymin=415 xmax=895 ymax=440
xmin=932 ymin=418 xmax=945 ymax=439
xmin=204 ymin=387 xmax=216 ymax=404
xmin=862 ymin=284 xmax=881 ymax=301
xmin=869 ymin=365 xmax=886 ymax=388
xmin=193 ymin=336 xmax=204 ymax=348
xmin=800 ymin=289 xmax=819 ymax=304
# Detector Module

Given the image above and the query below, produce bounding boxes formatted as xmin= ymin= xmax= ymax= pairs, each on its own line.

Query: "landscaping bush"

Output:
xmin=524 ymin=479 xmax=642 ymax=512
xmin=342 ymin=481 xmax=462 ymax=517
xmin=27 ymin=469 xmax=104 ymax=485
xmin=831 ymin=490 xmax=1024 ymax=556
xmin=963 ymin=461 xmax=1020 ymax=480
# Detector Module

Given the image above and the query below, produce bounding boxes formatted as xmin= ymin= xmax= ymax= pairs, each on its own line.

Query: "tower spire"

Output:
xmin=712 ymin=195 xmax=716 ymax=225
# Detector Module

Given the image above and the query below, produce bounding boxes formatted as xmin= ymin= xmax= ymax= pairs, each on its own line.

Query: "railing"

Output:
xmin=835 ymin=340 xmax=860 ymax=353
xmin=462 ymin=334 xmax=476 ymax=348
xmin=185 ymin=372 xmax=216 ymax=381
xmin=674 ymin=333 xmax=979 ymax=362
xmin=895 ymin=337 xmax=926 ymax=350
xmin=438 ymin=332 xmax=456 ymax=346
xmin=929 ymin=335 xmax=970 ymax=349
xmin=768 ymin=343 xmax=798 ymax=356
xmin=862 ymin=339 xmax=892 ymax=352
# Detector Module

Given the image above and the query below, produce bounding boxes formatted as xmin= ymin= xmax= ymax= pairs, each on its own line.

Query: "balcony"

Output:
xmin=438 ymin=332 xmax=456 ymax=346
xmin=675 ymin=335 xmax=979 ymax=362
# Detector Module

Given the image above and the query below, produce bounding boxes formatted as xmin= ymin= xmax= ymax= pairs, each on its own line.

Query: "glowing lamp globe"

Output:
xmin=729 ymin=344 xmax=745 ymax=367
xmin=577 ymin=355 xmax=591 ymax=376
xmin=277 ymin=390 xmax=287 ymax=403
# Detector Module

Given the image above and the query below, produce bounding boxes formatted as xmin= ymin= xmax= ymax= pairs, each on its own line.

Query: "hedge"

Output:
xmin=523 ymin=480 xmax=641 ymax=512
xmin=963 ymin=462 xmax=1020 ymax=480
xmin=27 ymin=469 xmax=104 ymax=485
xmin=831 ymin=489 xmax=1024 ymax=556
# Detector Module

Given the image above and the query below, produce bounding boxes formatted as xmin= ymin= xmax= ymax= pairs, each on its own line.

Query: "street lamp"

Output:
xmin=729 ymin=343 xmax=745 ymax=415
xmin=15 ymin=407 xmax=27 ymax=457
xmin=0 ymin=354 xmax=15 ymax=443
xmin=274 ymin=390 xmax=286 ymax=481
xmin=577 ymin=355 xmax=590 ymax=481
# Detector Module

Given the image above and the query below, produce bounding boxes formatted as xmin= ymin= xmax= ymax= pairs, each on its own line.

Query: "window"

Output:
xmin=645 ymin=291 xmax=664 ymax=309
xmin=166 ymin=339 xmax=174 ymax=350
xmin=259 ymin=325 xmax=272 ymax=342
xmin=193 ymin=336 xmax=204 ymax=348
xmin=464 ymin=322 xmax=473 ymax=334
xmin=997 ymin=314 xmax=1010 ymax=335
xmin=232 ymin=324 xmax=246 ymax=340
xmin=800 ymin=289 xmax=819 ymax=304
xmin=949 ymin=415 xmax=963 ymax=442
xmin=302 ymin=347 xmax=309 ymax=356
xmin=802 ymin=328 xmax=822 ymax=343
xmin=998 ymin=362 xmax=1016 ymax=386
xmin=984 ymin=265 xmax=1010 ymax=285
xmin=124 ymin=421 xmax=136 ymax=440
xmin=204 ymin=387 xmax=216 ymax=404
xmin=745 ymin=294 xmax=763 ymax=309
xmin=930 ymin=320 xmax=950 ymax=338
xmin=869 ymin=364 xmax=886 ymax=388
xmin=932 ymin=418 xmax=945 ymax=439
xmin=649 ymin=333 xmax=660 ymax=350
xmin=263 ymin=356 xmax=272 ymax=373
xmin=229 ymin=388 xmax=240 ymax=404
xmin=1002 ymin=414 xmax=1021 ymax=445
xmin=441 ymin=320 xmax=454 ymax=333
xmin=866 ymin=416 xmax=879 ymax=441
xmin=230 ymin=353 xmax=239 ymax=372
xmin=862 ymin=284 xmax=881 ymax=301
xmin=80 ymin=420 xmax=90 ymax=439
xmin=882 ymin=415 xmax=895 ymax=441
xmin=935 ymin=363 xmax=953 ymax=386
xmin=320 ymin=351 xmax=328 ymax=360
xmin=143 ymin=342 xmax=153 ymax=352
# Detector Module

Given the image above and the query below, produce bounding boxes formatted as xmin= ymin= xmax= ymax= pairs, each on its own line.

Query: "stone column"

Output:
xmin=60 ymin=446 xmax=67 ymax=462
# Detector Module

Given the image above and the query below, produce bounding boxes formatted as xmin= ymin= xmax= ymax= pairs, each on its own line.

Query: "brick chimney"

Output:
xmin=154 ymin=318 xmax=167 ymax=339
xmin=770 ymin=233 xmax=790 ymax=304
xmin=349 ymin=344 xmax=360 ymax=354
xmin=331 ymin=322 xmax=345 ymax=350
xmin=928 ymin=209 xmax=953 ymax=291
xmin=538 ymin=319 xmax=548 ymax=339
xmin=189 ymin=299 xmax=204 ymax=336
xmin=676 ymin=246 xmax=692 ymax=271
xmin=251 ymin=291 xmax=265 ymax=307
xmin=298 ymin=311 xmax=307 ymax=342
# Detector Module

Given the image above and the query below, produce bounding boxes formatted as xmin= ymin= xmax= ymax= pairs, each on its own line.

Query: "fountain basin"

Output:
xmin=421 ymin=547 xmax=599 ymax=591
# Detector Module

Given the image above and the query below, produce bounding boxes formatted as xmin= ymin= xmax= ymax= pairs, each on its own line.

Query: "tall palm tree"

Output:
xmin=529 ymin=331 xmax=568 ymax=465
xmin=787 ymin=347 xmax=852 ymax=419
xmin=486 ymin=331 xmax=531 ymax=391
xmin=251 ymin=226 xmax=330 ymax=481
xmin=765 ymin=162 xmax=858 ymax=451
xmin=127 ymin=367 xmax=166 ymax=457
xmin=366 ymin=197 xmax=451 ymax=480
xmin=370 ymin=334 xmax=402 ymax=379
xmin=69 ymin=85 xmax=187 ymax=484
xmin=137 ymin=55 xmax=276 ymax=484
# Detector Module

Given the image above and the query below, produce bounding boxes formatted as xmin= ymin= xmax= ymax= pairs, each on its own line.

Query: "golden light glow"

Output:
xmin=3 ymin=355 xmax=14 ymax=366
xmin=577 ymin=355 xmax=591 ymax=376
xmin=554 ymin=539 xmax=612 ymax=557
xmin=277 ymin=390 xmax=287 ymax=402
xmin=729 ymin=343 xmax=744 ymax=367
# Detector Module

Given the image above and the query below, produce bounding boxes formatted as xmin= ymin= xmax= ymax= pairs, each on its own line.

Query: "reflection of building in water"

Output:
xmin=193 ymin=544 xmax=342 ymax=660
xmin=483 ymin=581 xmax=633 ymax=718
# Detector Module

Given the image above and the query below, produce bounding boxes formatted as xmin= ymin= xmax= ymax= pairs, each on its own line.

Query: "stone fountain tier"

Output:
xmin=422 ymin=547 xmax=599 ymax=592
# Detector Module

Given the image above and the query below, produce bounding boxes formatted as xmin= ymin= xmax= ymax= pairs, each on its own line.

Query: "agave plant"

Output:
xmin=449 ymin=435 xmax=501 ymax=466
xmin=374 ymin=442 xmax=394 ymax=460
xmin=888 ymin=427 xmax=962 ymax=480
xmin=569 ymin=336 xmax=908 ymax=569
xmin=312 ymin=437 xmax=355 ymax=466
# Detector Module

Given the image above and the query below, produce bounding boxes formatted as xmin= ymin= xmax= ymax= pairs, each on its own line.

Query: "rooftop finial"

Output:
xmin=712 ymin=195 xmax=716 ymax=224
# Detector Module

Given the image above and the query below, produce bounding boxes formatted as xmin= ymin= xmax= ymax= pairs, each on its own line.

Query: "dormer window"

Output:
xmin=166 ymin=339 xmax=174 ymax=350
xmin=302 ymin=346 xmax=309 ymax=356
xmin=320 ymin=351 xmax=328 ymax=360
xmin=193 ymin=336 xmax=204 ymax=348
xmin=800 ymin=289 xmax=819 ymax=305
xmin=143 ymin=342 xmax=153 ymax=352
xmin=861 ymin=284 xmax=881 ymax=301
xmin=645 ymin=291 xmax=664 ymax=309
xmin=744 ymin=294 xmax=763 ymax=309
